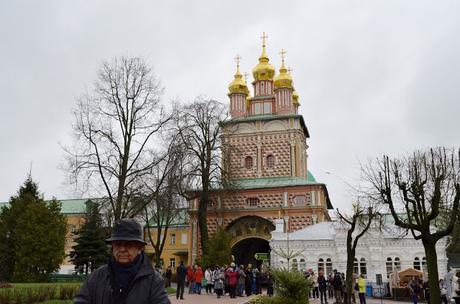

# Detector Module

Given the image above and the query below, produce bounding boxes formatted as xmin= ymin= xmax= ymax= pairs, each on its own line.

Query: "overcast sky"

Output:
xmin=1 ymin=1 xmax=459 ymax=211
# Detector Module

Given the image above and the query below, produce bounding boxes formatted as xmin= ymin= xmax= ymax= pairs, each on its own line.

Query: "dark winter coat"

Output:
xmin=74 ymin=252 xmax=170 ymax=304
xmin=176 ymin=264 xmax=187 ymax=282
xmin=318 ymin=274 xmax=327 ymax=291
xmin=333 ymin=273 xmax=343 ymax=290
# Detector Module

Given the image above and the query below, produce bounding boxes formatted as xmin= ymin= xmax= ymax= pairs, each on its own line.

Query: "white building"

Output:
xmin=270 ymin=219 xmax=448 ymax=284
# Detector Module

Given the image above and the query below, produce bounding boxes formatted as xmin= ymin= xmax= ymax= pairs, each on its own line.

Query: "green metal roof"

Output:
xmin=146 ymin=209 xmax=189 ymax=228
xmin=60 ymin=199 xmax=92 ymax=214
xmin=0 ymin=198 xmax=102 ymax=215
xmin=232 ymin=176 xmax=318 ymax=190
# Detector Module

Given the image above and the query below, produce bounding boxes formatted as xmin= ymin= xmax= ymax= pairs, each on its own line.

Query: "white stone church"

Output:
xmin=270 ymin=218 xmax=448 ymax=285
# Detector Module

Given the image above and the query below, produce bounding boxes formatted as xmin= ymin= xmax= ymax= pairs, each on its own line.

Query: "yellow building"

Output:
xmin=59 ymin=199 xmax=102 ymax=274
xmin=144 ymin=209 xmax=190 ymax=271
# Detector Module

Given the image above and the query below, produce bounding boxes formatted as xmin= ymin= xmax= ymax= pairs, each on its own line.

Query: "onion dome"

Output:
xmin=273 ymin=50 xmax=293 ymax=89
xmin=228 ymin=56 xmax=249 ymax=95
xmin=292 ymin=90 xmax=300 ymax=105
xmin=252 ymin=33 xmax=275 ymax=81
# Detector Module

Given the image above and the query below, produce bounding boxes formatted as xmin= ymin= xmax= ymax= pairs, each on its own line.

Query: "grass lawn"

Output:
xmin=0 ymin=282 xmax=176 ymax=304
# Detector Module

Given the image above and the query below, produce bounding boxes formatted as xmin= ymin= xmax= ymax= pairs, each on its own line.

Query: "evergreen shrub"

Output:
xmin=247 ymin=269 xmax=310 ymax=304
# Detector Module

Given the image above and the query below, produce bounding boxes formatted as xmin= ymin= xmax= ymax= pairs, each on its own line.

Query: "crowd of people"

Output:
xmin=303 ymin=269 xmax=367 ymax=304
xmin=161 ymin=260 xmax=460 ymax=304
xmin=169 ymin=261 xmax=274 ymax=300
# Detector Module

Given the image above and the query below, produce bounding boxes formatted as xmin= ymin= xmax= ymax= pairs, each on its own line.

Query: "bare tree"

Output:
xmin=143 ymin=140 xmax=186 ymax=267
xmin=174 ymin=98 xmax=227 ymax=256
xmin=337 ymin=202 xmax=381 ymax=304
xmin=64 ymin=56 xmax=170 ymax=221
xmin=362 ymin=147 xmax=460 ymax=304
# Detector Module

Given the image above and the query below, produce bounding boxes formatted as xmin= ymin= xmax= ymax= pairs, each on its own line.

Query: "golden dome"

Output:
xmin=252 ymin=37 xmax=275 ymax=81
xmin=228 ymin=59 xmax=249 ymax=95
xmin=292 ymin=90 xmax=300 ymax=105
xmin=273 ymin=51 xmax=293 ymax=89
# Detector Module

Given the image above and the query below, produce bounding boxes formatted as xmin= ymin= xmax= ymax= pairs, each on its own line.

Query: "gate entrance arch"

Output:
xmin=226 ymin=216 xmax=275 ymax=268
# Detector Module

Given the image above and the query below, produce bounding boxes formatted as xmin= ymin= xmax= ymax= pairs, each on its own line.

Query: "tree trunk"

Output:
xmin=345 ymin=246 xmax=356 ymax=304
xmin=155 ymin=250 xmax=162 ymax=268
xmin=198 ymin=191 xmax=209 ymax=256
xmin=423 ymin=238 xmax=441 ymax=304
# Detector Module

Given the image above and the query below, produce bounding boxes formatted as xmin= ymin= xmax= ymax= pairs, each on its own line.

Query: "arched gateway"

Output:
xmin=226 ymin=216 xmax=275 ymax=268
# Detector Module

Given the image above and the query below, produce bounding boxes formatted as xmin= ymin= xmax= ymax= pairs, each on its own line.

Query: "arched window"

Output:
xmin=414 ymin=257 xmax=421 ymax=270
xmin=246 ymin=197 xmax=259 ymax=207
xmin=353 ymin=258 xmax=359 ymax=275
xmin=386 ymin=257 xmax=393 ymax=278
xmin=299 ymin=259 xmax=306 ymax=271
xmin=318 ymin=258 xmax=325 ymax=273
xmin=266 ymin=154 xmax=275 ymax=168
xmin=360 ymin=258 xmax=367 ymax=277
xmin=208 ymin=199 xmax=216 ymax=208
xmin=326 ymin=258 xmax=333 ymax=275
xmin=422 ymin=257 xmax=427 ymax=272
xmin=394 ymin=257 xmax=401 ymax=271
xmin=244 ymin=156 xmax=253 ymax=169
xmin=292 ymin=259 xmax=298 ymax=271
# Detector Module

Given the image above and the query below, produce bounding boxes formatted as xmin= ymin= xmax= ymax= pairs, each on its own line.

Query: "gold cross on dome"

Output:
xmin=260 ymin=32 xmax=268 ymax=46
xmin=234 ymin=54 xmax=242 ymax=67
xmin=279 ymin=49 xmax=287 ymax=61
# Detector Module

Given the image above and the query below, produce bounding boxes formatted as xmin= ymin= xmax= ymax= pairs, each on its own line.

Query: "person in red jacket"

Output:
xmin=227 ymin=263 xmax=239 ymax=298
xmin=187 ymin=266 xmax=195 ymax=294
xmin=195 ymin=266 xmax=204 ymax=294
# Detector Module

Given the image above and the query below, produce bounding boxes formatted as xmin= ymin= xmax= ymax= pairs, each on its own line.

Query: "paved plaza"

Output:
xmin=168 ymin=292 xmax=413 ymax=304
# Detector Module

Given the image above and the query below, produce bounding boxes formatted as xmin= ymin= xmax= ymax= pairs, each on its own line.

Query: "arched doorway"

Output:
xmin=226 ymin=216 xmax=275 ymax=269
xmin=231 ymin=237 xmax=270 ymax=269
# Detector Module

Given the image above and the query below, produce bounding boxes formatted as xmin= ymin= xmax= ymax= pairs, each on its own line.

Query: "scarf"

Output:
xmin=109 ymin=252 xmax=144 ymax=302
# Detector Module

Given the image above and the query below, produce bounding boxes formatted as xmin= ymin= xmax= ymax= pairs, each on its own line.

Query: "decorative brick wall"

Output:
xmin=261 ymin=132 xmax=291 ymax=177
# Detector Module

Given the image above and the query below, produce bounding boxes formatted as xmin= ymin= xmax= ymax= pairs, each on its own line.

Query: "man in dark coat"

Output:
xmin=74 ymin=218 xmax=170 ymax=304
xmin=176 ymin=261 xmax=187 ymax=300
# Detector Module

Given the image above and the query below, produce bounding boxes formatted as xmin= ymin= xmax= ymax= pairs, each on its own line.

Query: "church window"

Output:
xmin=292 ymin=259 xmax=298 ymax=271
xmin=246 ymin=197 xmax=259 ymax=206
xmin=386 ymin=257 xmax=393 ymax=278
xmin=353 ymin=258 xmax=359 ymax=275
xmin=266 ymin=154 xmax=275 ymax=168
xmin=299 ymin=259 xmax=306 ymax=271
xmin=293 ymin=195 xmax=306 ymax=206
xmin=326 ymin=258 xmax=333 ymax=275
xmin=318 ymin=258 xmax=325 ymax=273
xmin=394 ymin=257 xmax=401 ymax=271
xmin=263 ymin=103 xmax=272 ymax=114
xmin=255 ymin=103 xmax=262 ymax=114
xmin=244 ymin=156 xmax=253 ymax=169
xmin=208 ymin=199 xmax=216 ymax=208
xmin=360 ymin=258 xmax=367 ymax=277
xmin=413 ymin=257 xmax=421 ymax=270
xmin=170 ymin=233 xmax=176 ymax=245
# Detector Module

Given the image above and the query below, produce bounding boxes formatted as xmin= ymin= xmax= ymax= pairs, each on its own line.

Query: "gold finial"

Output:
xmin=234 ymin=54 xmax=242 ymax=68
xmin=260 ymin=32 xmax=268 ymax=47
xmin=279 ymin=49 xmax=287 ymax=64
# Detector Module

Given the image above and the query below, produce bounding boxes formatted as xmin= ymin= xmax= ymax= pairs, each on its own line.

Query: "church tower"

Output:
xmin=188 ymin=34 xmax=333 ymax=267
